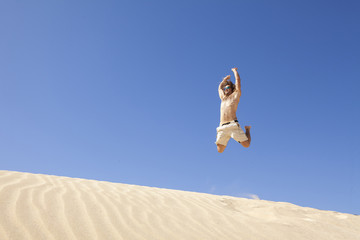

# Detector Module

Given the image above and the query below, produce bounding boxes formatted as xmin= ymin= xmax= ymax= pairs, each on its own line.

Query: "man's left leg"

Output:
xmin=239 ymin=126 xmax=251 ymax=148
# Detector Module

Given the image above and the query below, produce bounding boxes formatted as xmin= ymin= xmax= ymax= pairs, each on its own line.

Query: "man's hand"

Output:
xmin=231 ymin=67 xmax=238 ymax=72
xmin=223 ymin=75 xmax=231 ymax=81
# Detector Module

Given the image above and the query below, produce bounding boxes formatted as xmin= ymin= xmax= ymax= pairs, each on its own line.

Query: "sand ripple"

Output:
xmin=0 ymin=170 xmax=359 ymax=240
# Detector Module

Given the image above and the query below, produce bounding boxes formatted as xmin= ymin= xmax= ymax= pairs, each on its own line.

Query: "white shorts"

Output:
xmin=215 ymin=121 xmax=248 ymax=146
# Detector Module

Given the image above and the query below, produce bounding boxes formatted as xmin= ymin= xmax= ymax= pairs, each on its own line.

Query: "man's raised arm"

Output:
xmin=232 ymin=67 xmax=241 ymax=95
xmin=218 ymin=75 xmax=230 ymax=99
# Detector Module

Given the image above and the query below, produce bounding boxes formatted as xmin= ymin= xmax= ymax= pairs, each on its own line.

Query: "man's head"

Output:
xmin=223 ymin=81 xmax=234 ymax=96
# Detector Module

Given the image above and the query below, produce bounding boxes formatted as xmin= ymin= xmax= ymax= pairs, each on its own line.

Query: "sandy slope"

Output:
xmin=0 ymin=170 xmax=359 ymax=240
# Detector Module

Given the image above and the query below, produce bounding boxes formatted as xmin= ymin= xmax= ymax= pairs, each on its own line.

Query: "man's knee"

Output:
xmin=217 ymin=144 xmax=226 ymax=153
xmin=239 ymin=140 xmax=250 ymax=148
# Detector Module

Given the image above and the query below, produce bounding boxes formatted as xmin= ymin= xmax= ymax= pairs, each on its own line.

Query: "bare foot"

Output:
xmin=245 ymin=126 xmax=251 ymax=131
xmin=232 ymin=67 xmax=238 ymax=72
xmin=223 ymin=75 xmax=231 ymax=81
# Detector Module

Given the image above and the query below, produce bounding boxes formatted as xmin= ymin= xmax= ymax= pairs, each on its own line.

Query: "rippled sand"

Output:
xmin=0 ymin=170 xmax=359 ymax=240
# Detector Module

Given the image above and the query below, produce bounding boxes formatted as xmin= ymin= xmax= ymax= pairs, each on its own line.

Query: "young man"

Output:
xmin=216 ymin=67 xmax=251 ymax=153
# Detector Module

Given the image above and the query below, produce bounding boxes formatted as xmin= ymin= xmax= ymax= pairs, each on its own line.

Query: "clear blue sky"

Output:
xmin=1 ymin=0 xmax=359 ymax=214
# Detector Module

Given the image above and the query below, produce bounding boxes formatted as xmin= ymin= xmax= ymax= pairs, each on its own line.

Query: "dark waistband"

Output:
xmin=221 ymin=120 xmax=238 ymax=126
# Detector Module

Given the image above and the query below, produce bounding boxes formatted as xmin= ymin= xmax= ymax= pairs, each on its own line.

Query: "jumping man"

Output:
xmin=216 ymin=67 xmax=251 ymax=153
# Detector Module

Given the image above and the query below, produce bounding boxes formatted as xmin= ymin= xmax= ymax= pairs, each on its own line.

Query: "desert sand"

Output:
xmin=0 ymin=170 xmax=359 ymax=240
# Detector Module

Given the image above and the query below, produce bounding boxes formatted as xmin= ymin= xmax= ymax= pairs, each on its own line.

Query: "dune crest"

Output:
xmin=0 ymin=170 xmax=359 ymax=240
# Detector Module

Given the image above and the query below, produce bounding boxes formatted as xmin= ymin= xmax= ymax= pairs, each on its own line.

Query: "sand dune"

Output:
xmin=0 ymin=170 xmax=359 ymax=240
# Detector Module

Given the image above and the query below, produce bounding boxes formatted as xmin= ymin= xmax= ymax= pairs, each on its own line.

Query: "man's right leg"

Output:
xmin=216 ymin=127 xmax=230 ymax=153
xmin=217 ymin=144 xmax=226 ymax=153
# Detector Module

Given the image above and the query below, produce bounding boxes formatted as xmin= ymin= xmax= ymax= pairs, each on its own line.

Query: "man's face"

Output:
xmin=223 ymin=85 xmax=232 ymax=96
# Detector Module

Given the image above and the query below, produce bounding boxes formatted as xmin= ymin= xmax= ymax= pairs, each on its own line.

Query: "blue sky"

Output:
xmin=1 ymin=0 xmax=359 ymax=214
